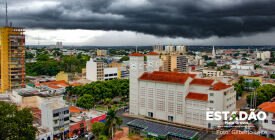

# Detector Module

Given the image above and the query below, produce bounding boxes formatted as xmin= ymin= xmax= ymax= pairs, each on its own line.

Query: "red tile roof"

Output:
xmin=69 ymin=106 xmax=86 ymax=113
xmin=147 ymin=52 xmax=159 ymax=55
xmin=186 ymin=92 xmax=208 ymax=101
xmin=138 ymin=71 xmax=196 ymax=85
xmin=258 ymin=102 xmax=275 ymax=113
xmin=35 ymin=80 xmax=68 ymax=87
xmin=70 ymin=83 xmax=81 ymax=86
xmin=190 ymin=78 xmax=214 ymax=86
xmin=130 ymin=53 xmax=144 ymax=56
xmin=48 ymin=84 xmax=62 ymax=89
xmin=219 ymin=130 xmax=272 ymax=140
xmin=152 ymin=71 xmax=197 ymax=78
xmin=210 ymin=82 xmax=232 ymax=91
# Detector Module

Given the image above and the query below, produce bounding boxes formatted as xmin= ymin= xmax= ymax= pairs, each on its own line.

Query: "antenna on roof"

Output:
xmin=5 ymin=2 xmax=8 ymax=27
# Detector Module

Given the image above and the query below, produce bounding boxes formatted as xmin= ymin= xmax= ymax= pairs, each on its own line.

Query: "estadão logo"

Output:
xmin=206 ymin=109 xmax=267 ymax=121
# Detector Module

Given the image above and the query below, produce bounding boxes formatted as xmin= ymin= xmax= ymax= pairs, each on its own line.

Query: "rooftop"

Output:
xmin=186 ymin=92 xmax=208 ymax=101
xmin=147 ymin=52 xmax=159 ymax=55
xmin=127 ymin=119 xmax=198 ymax=139
xmin=210 ymin=82 xmax=232 ymax=91
xmin=130 ymin=52 xmax=144 ymax=56
xmin=139 ymin=71 xmax=196 ymax=85
xmin=258 ymin=102 xmax=275 ymax=113
xmin=190 ymin=78 xmax=215 ymax=86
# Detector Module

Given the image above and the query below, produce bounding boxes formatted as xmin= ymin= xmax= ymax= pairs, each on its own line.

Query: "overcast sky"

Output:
xmin=1 ymin=0 xmax=275 ymax=46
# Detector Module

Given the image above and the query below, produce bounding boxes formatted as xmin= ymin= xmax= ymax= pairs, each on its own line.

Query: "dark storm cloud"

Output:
xmin=3 ymin=0 xmax=275 ymax=38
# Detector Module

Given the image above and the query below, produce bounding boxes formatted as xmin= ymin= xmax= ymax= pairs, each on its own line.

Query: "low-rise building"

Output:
xmin=42 ymin=102 xmax=70 ymax=139
xmin=258 ymin=102 xmax=275 ymax=139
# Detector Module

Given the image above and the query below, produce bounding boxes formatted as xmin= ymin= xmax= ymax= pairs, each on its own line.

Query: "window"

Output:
xmin=148 ymin=112 xmax=153 ymax=117
xmin=210 ymin=93 xmax=214 ymax=96
xmin=105 ymin=74 xmax=108 ymax=77
xmin=168 ymin=116 xmax=174 ymax=122
xmin=109 ymin=74 xmax=114 ymax=76
xmin=273 ymin=121 xmax=275 ymax=125
xmin=63 ymin=110 xmax=69 ymax=114
xmin=114 ymin=73 xmax=117 ymax=76
xmin=264 ymin=120 xmax=268 ymax=123
xmin=64 ymin=117 xmax=69 ymax=121
xmin=53 ymin=113 xmax=59 ymax=117
xmin=210 ymin=100 xmax=214 ymax=103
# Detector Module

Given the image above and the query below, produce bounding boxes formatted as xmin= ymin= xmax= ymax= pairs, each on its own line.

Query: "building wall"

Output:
xmin=42 ymin=102 xmax=70 ymax=136
xmin=129 ymin=56 xmax=144 ymax=115
xmin=138 ymin=78 xmax=192 ymax=124
xmin=1 ymin=27 xmax=25 ymax=93
xmin=104 ymin=67 xmax=118 ymax=80
xmin=147 ymin=55 xmax=159 ymax=73
xmin=86 ymin=59 xmax=104 ymax=81
xmin=56 ymin=71 xmax=69 ymax=82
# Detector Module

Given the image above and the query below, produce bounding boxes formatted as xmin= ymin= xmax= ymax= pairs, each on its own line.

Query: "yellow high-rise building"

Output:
xmin=0 ymin=27 xmax=25 ymax=93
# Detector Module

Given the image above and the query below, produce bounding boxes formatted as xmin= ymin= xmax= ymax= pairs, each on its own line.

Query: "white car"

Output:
xmin=70 ymin=135 xmax=78 ymax=140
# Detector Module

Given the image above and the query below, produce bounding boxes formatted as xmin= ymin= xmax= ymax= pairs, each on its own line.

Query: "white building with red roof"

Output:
xmin=129 ymin=52 xmax=236 ymax=129
xmin=258 ymin=102 xmax=275 ymax=138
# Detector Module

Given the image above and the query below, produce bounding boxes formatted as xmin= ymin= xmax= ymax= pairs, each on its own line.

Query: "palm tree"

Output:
xmin=250 ymin=80 xmax=261 ymax=108
xmin=104 ymin=109 xmax=123 ymax=139
xmin=104 ymin=98 xmax=112 ymax=110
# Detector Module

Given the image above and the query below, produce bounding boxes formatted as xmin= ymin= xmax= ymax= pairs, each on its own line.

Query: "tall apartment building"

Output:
xmin=41 ymin=102 xmax=70 ymax=139
xmin=56 ymin=42 xmax=62 ymax=49
xmin=86 ymin=58 xmax=104 ymax=81
xmin=153 ymin=44 xmax=163 ymax=52
xmin=129 ymin=52 xmax=236 ymax=129
xmin=161 ymin=54 xmax=188 ymax=72
xmin=0 ymin=27 xmax=25 ymax=93
xmin=256 ymin=51 xmax=271 ymax=60
xmin=176 ymin=45 xmax=186 ymax=54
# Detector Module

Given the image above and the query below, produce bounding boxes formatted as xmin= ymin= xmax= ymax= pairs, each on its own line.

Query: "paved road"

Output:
xmin=116 ymin=108 xmax=134 ymax=126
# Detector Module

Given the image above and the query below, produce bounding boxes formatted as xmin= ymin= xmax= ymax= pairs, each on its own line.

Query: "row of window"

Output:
xmin=53 ymin=110 xmax=69 ymax=117
xmin=104 ymin=73 xmax=118 ymax=77
xmin=53 ymin=117 xmax=69 ymax=124
xmin=264 ymin=120 xmax=275 ymax=125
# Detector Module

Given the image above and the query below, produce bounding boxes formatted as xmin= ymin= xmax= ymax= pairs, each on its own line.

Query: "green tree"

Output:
xmin=92 ymin=122 xmax=105 ymax=137
xmin=116 ymin=116 xmax=123 ymax=129
xmin=36 ymin=54 xmax=50 ymax=61
xmin=254 ymin=64 xmax=261 ymax=69
xmin=205 ymin=62 xmax=217 ymax=67
xmin=120 ymin=56 xmax=129 ymax=61
xmin=104 ymin=109 xmax=122 ymax=139
xmin=271 ymin=74 xmax=275 ymax=79
xmin=202 ymin=55 xmax=211 ymax=60
xmin=76 ymin=94 xmax=95 ymax=110
xmin=104 ymin=98 xmax=112 ymax=110
xmin=247 ymin=84 xmax=275 ymax=107
xmin=233 ymin=83 xmax=243 ymax=99
xmin=0 ymin=101 xmax=37 ymax=139
xmin=97 ymin=135 xmax=108 ymax=140
xmin=25 ymin=52 xmax=34 ymax=59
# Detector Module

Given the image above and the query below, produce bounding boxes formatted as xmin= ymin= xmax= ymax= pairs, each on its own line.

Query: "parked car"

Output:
xmin=70 ymin=135 xmax=78 ymax=140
